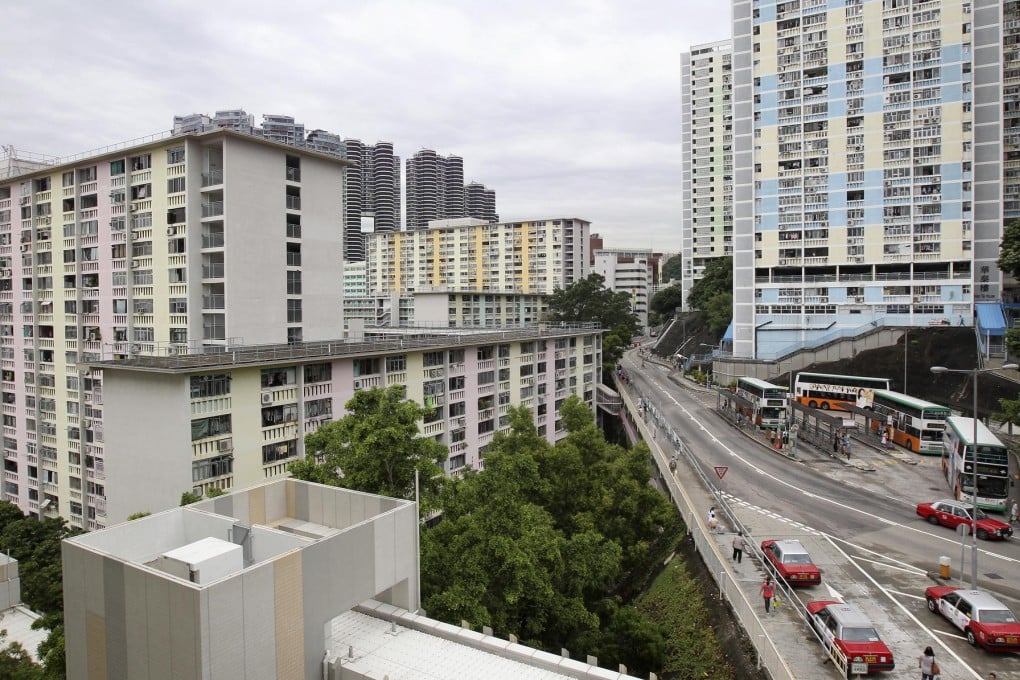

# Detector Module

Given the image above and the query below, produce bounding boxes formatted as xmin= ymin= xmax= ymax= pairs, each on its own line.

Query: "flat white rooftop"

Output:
xmin=328 ymin=604 xmax=636 ymax=680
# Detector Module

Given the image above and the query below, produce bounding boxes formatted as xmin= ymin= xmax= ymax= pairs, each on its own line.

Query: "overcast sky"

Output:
xmin=2 ymin=0 xmax=730 ymax=252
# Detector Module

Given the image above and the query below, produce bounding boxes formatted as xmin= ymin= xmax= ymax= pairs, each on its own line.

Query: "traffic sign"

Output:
xmin=714 ymin=466 xmax=729 ymax=479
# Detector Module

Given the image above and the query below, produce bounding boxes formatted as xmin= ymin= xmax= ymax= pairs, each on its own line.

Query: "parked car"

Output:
xmin=925 ymin=586 xmax=1020 ymax=652
xmin=807 ymin=600 xmax=895 ymax=675
xmin=761 ymin=539 xmax=821 ymax=586
xmin=915 ymin=499 xmax=1013 ymax=540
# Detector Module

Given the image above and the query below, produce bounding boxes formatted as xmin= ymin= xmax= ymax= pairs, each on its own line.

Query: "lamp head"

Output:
xmin=929 ymin=366 xmax=948 ymax=374
xmin=1003 ymin=363 xmax=1019 ymax=371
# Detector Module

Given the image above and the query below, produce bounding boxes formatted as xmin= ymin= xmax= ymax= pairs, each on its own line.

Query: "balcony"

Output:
xmin=201 ymin=169 xmax=224 ymax=187
xmin=201 ymin=201 xmax=223 ymax=218
xmin=285 ymin=195 xmax=301 ymax=210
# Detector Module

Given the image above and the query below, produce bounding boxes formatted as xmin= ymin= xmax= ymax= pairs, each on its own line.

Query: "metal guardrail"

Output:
xmin=617 ymin=380 xmax=799 ymax=680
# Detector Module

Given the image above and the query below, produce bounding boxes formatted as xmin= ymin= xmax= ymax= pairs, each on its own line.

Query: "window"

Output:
xmin=190 ymin=374 xmax=231 ymax=398
xmin=192 ymin=454 xmax=232 ymax=482
xmin=76 ymin=166 xmax=97 ymax=183
xmin=261 ymin=367 xmax=295 ymax=388
xmin=133 ymin=299 xmax=153 ymax=314
xmin=169 ymin=298 xmax=187 ymax=314
xmin=130 ymin=184 xmax=151 ymax=200
xmin=287 ymin=270 xmax=302 ymax=294
xmin=262 ymin=440 xmax=298 ymax=465
xmin=449 ymin=376 xmax=465 ymax=390
xmin=286 ymin=243 xmax=301 ymax=266
xmin=191 ymin=414 xmax=231 ymax=440
xmin=261 ymin=403 xmax=298 ymax=426
xmin=110 ymin=160 xmax=125 ymax=176
xmin=287 ymin=299 xmax=302 ymax=323
xmin=130 ymin=154 xmax=152 ymax=171
xmin=386 ymin=355 xmax=407 ymax=372
xmin=166 ymin=146 xmax=185 ymax=165
xmin=168 ymin=238 xmax=186 ymax=254
xmin=304 ymin=363 xmax=332 ymax=383
xmin=167 ymin=177 xmax=186 ymax=194
xmin=305 ymin=398 xmax=332 ymax=418
xmin=423 ymin=351 xmax=444 ymax=367
xmin=287 ymin=327 xmax=303 ymax=344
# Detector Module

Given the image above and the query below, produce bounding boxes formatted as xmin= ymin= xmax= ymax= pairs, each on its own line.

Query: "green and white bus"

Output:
xmin=735 ymin=377 xmax=789 ymax=429
xmin=869 ymin=390 xmax=950 ymax=455
xmin=942 ymin=416 xmax=1010 ymax=513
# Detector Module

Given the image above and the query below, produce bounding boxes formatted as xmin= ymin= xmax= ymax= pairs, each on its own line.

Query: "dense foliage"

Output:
xmin=687 ymin=257 xmax=733 ymax=334
xmin=420 ymin=398 xmax=679 ymax=675
xmin=997 ymin=219 xmax=1020 ymax=280
xmin=0 ymin=503 xmax=82 ymax=678
xmin=650 ymin=285 xmax=684 ymax=322
xmin=545 ymin=273 xmax=641 ymax=370
xmin=291 ymin=385 xmax=448 ymax=513
xmin=660 ymin=254 xmax=683 ymax=283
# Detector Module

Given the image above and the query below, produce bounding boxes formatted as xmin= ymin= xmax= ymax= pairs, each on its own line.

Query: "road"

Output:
xmin=622 ymin=350 xmax=1020 ymax=680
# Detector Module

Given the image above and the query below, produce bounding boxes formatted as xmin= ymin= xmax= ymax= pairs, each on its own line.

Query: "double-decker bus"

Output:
xmin=869 ymin=389 xmax=950 ymax=454
xmin=793 ymin=372 xmax=891 ymax=411
xmin=942 ymin=416 xmax=1010 ymax=513
xmin=735 ymin=377 xmax=789 ymax=428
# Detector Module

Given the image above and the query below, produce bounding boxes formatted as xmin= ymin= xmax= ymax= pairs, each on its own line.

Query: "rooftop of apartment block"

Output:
xmin=0 ymin=127 xmax=352 ymax=182
xmin=65 ymin=480 xmax=410 ymax=585
xmin=86 ymin=324 xmax=602 ymax=375
xmin=370 ymin=216 xmax=591 ymax=235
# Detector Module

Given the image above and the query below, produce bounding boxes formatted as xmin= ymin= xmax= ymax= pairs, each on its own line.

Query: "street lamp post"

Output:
xmin=930 ymin=363 xmax=1018 ymax=588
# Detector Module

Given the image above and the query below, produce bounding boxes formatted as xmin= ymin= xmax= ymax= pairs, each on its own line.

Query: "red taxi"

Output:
xmin=761 ymin=539 xmax=821 ymax=586
xmin=807 ymin=600 xmax=895 ymax=674
xmin=925 ymin=586 xmax=1020 ymax=652
xmin=915 ymin=499 xmax=1013 ymax=540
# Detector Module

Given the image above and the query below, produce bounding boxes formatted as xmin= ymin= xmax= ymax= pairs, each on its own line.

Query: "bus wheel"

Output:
xmin=820 ymin=402 xmax=829 ymax=410
xmin=809 ymin=401 xmax=817 ymax=409
xmin=906 ymin=439 xmax=915 ymax=452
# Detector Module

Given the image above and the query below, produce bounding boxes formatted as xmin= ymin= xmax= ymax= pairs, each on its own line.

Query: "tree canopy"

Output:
xmin=546 ymin=273 xmax=641 ymax=369
xmin=997 ymin=218 xmax=1020 ymax=280
xmin=650 ymin=285 xmax=684 ymax=320
xmin=421 ymin=398 xmax=676 ymax=675
xmin=686 ymin=257 xmax=732 ymax=311
xmin=660 ymin=254 xmax=682 ymax=283
xmin=290 ymin=385 xmax=447 ymax=512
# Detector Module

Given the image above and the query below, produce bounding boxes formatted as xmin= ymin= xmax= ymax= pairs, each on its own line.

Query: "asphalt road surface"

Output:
xmin=622 ymin=349 xmax=1020 ymax=680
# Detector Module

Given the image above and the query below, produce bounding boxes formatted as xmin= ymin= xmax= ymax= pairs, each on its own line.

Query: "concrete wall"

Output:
xmin=712 ymin=328 xmax=905 ymax=386
xmin=104 ymin=371 xmax=192 ymax=523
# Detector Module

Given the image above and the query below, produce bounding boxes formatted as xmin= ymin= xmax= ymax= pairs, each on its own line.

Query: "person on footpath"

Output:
xmin=708 ymin=506 xmax=718 ymax=533
xmin=732 ymin=531 xmax=746 ymax=564
xmin=918 ymin=646 xmax=938 ymax=680
xmin=1010 ymin=500 xmax=1018 ymax=524
xmin=760 ymin=576 xmax=775 ymax=614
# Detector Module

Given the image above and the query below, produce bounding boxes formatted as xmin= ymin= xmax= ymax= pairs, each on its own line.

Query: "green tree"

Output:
xmin=0 ymin=630 xmax=44 ymax=680
xmin=997 ymin=218 xmax=1020 ymax=279
xmin=649 ymin=285 xmax=684 ymax=320
xmin=1006 ymin=328 xmax=1020 ymax=358
xmin=660 ymin=254 xmax=682 ymax=282
xmin=291 ymin=386 xmax=447 ymax=510
xmin=687 ymin=257 xmax=732 ymax=311
xmin=126 ymin=511 xmax=151 ymax=521
xmin=997 ymin=396 xmax=1020 ymax=436
xmin=704 ymin=291 xmax=734 ymax=335
xmin=205 ymin=488 xmax=225 ymax=499
xmin=546 ymin=273 xmax=640 ymax=369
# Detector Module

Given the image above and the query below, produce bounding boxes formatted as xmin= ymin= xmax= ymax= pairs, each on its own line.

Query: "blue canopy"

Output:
xmin=975 ymin=303 xmax=1006 ymax=337
xmin=722 ymin=322 xmax=734 ymax=343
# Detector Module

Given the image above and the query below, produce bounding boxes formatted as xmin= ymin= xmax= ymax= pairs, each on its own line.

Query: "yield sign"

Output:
xmin=714 ymin=466 xmax=729 ymax=480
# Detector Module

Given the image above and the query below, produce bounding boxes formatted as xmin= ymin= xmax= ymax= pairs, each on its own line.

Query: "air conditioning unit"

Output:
xmin=166 ymin=226 xmax=176 ymax=236
xmin=129 ymin=205 xmax=138 ymax=213
xmin=261 ymin=392 xmax=273 ymax=405
xmin=131 ymin=261 xmax=140 ymax=269
xmin=19 ymin=197 xmax=29 ymax=206
xmin=20 ymin=244 xmax=30 ymax=253
xmin=353 ymin=380 xmax=362 ymax=390
xmin=43 ymin=216 xmax=51 ymax=225
xmin=166 ymin=346 xmax=178 ymax=356
xmin=218 ymin=438 xmax=232 ymax=452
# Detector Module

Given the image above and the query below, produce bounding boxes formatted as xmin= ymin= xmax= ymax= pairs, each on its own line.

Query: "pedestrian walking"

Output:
xmin=918 ymin=646 xmax=938 ymax=680
xmin=782 ymin=429 xmax=789 ymax=447
xmin=881 ymin=430 xmax=889 ymax=449
xmin=731 ymin=531 xmax=746 ymax=564
xmin=760 ymin=576 xmax=775 ymax=614
xmin=708 ymin=506 xmax=718 ymax=533
xmin=1010 ymin=500 xmax=1018 ymax=524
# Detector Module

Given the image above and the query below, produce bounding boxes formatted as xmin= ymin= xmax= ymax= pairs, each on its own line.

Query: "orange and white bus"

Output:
xmin=793 ymin=372 xmax=891 ymax=411
xmin=869 ymin=389 xmax=950 ymax=455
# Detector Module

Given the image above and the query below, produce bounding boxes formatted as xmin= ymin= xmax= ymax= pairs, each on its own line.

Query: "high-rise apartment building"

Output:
xmin=680 ymin=40 xmax=733 ymax=311
xmin=405 ymin=150 xmax=497 ymax=229
xmin=725 ymin=0 xmax=1006 ymax=359
xmin=593 ymin=249 xmax=661 ymax=328
xmin=0 ymin=129 xmax=347 ymax=527
xmin=1004 ymin=1 xmax=1020 ymax=228
xmin=465 ymin=181 xmax=499 ymax=223
xmin=366 ymin=218 xmax=589 ymax=295
xmin=257 ymin=114 xmax=305 ymax=147
xmin=342 ymin=140 xmax=400 ymax=261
